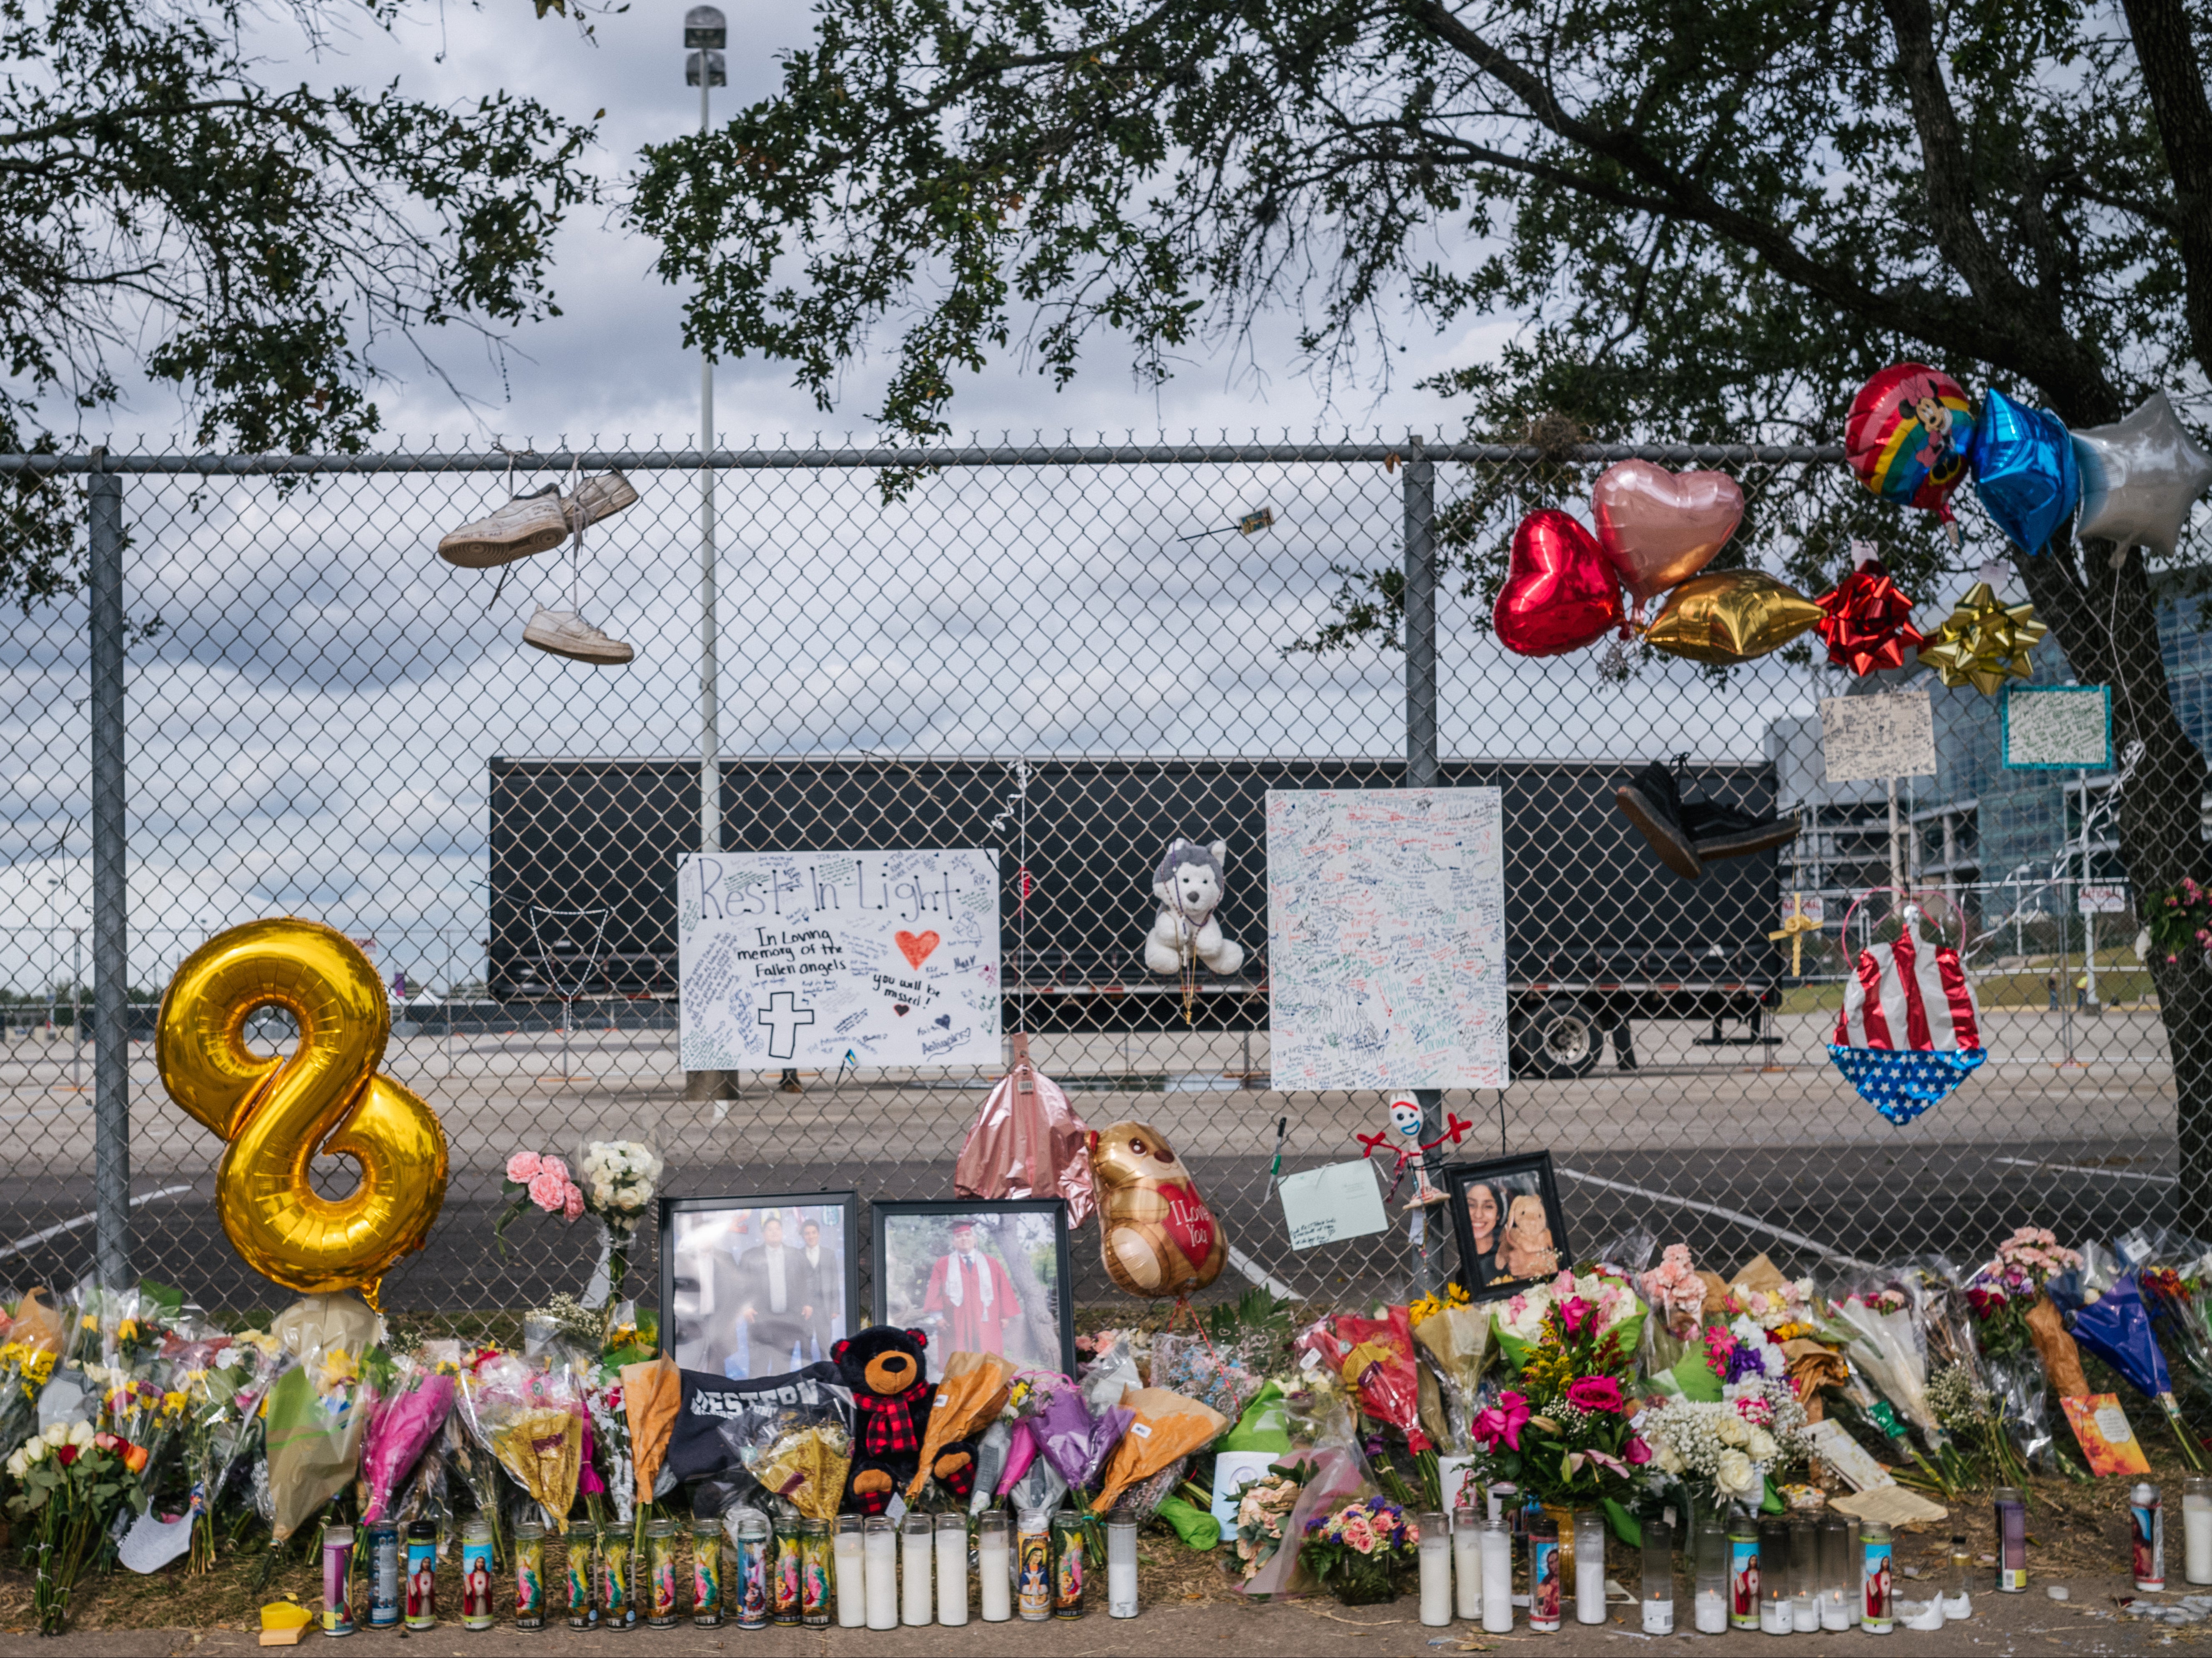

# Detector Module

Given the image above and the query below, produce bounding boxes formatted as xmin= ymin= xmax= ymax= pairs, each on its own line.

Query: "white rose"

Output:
xmin=1748 ymin=1429 xmax=1778 ymax=1463
xmin=1655 ymin=1442 xmax=1685 ymax=1476
xmin=617 ymin=1187 xmax=645 ymax=1212
xmin=23 ymin=1438 xmax=47 ymax=1466
xmin=1715 ymin=1413 xmax=1749 ymax=1446
xmin=68 ymin=1420 xmax=94 ymax=1448
xmin=1760 ymin=1344 xmax=1788 ymax=1380
xmin=1715 ymin=1449 xmax=1756 ymax=1497
xmin=41 ymin=1422 xmax=68 ymax=1447
xmin=5 ymin=1450 xmax=23 ymax=1480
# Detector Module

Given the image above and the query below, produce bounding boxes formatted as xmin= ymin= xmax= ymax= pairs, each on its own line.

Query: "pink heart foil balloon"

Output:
xmin=1591 ymin=461 xmax=1745 ymax=604
xmin=1493 ymin=509 xmax=1623 ymax=657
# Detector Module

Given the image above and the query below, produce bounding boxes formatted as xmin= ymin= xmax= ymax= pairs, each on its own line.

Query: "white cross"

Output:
xmin=755 ymin=990 xmax=815 ymax=1059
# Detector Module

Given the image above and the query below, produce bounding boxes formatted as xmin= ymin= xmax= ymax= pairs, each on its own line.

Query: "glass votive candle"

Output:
xmin=1641 ymin=1515 xmax=1674 ymax=1634
xmin=1418 ymin=1512 xmax=1450 ymax=1627
xmin=977 ymin=1511 xmax=1012 ymax=1623
xmin=1480 ymin=1518 xmax=1514 ymax=1633
xmin=936 ymin=1513 xmax=969 ymax=1626
xmin=1758 ymin=1517 xmax=1791 ymax=1635
xmin=900 ymin=1513 xmax=933 ymax=1625
xmin=862 ymin=1516 xmax=898 ymax=1631
xmin=1107 ymin=1514 xmax=1139 ymax=1618
xmin=1452 ymin=1504 xmax=1481 ymax=1620
xmin=1818 ymin=1514 xmax=1853 ymax=1631
xmin=833 ymin=1516 xmax=865 ymax=1629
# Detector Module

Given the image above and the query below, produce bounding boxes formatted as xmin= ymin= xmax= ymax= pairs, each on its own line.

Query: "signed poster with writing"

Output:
xmin=677 ymin=849 xmax=1001 ymax=1071
xmin=1266 ymin=788 xmax=1509 ymax=1090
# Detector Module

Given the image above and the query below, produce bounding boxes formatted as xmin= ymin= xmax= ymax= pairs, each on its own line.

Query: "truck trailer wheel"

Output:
xmin=1513 ymin=997 xmax=1603 ymax=1079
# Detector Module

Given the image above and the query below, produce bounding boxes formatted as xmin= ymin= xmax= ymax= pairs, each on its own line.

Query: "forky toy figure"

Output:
xmin=1357 ymin=1098 xmax=1473 ymax=1208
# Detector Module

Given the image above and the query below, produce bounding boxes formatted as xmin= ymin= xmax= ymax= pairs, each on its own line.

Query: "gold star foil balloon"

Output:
xmin=1917 ymin=581 xmax=2048 ymax=694
xmin=1643 ymin=571 xmax=1822 ymax=665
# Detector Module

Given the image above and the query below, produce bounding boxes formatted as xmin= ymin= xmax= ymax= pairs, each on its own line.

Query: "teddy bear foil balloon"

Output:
xmin=1143 ymin=838 xmax=1244 ymax=977
xmin=829 ymin=1326 xmax=977 ymax=1515
xmin=1090 ymin=1120 xmax=1226 ymax=1297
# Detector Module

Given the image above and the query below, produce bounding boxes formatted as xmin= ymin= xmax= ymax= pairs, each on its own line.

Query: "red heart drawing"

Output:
xmin=1592 ymin=461 xmax=1744 ymax=604
xmin=895 ymin=929 xmax=940 ymax=968
xmin=893 ymin=1004 xmax=911 ymax=1016
xmin=1493 ymin=510 xmax=1623 ymax=657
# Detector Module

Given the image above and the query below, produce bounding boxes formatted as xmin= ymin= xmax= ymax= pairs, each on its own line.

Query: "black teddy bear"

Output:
xmin=830 ymin=1325 xmax=978 ymax=1514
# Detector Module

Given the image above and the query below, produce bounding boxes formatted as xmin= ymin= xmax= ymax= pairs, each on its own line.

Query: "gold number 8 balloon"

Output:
xmin=157 ymin=919 xmax=449 ymax=1307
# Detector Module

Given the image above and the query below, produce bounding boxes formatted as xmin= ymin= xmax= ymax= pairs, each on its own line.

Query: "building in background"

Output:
xmin=1766 ymin=576 xmax=2212 ymax=983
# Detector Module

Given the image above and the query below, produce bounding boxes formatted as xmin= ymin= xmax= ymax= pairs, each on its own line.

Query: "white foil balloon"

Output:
xmin=2072 ymin=391 xmax=2212 ymax=557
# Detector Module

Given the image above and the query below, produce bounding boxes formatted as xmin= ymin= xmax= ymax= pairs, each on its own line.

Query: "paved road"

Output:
xmin=0 ymin=1012 xmax=2178 ymax=1317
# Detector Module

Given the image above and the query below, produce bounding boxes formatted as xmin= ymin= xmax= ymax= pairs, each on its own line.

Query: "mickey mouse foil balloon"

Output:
xmin=1088 ymin=1120 xmax=1226 ymax=1297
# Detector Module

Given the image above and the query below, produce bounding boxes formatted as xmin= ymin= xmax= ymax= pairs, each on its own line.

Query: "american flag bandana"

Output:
xmin=1828 ymin=921 xmax=1986 ymax=1125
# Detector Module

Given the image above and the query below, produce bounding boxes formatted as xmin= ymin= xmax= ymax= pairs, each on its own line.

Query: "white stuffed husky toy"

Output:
xmin=1144 ymin=838 xmax=1245 ymax=976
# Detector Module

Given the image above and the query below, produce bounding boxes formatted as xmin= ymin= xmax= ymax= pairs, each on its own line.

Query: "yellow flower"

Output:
xmin=161 ymin=1391 xmax=188 ymax=1417
xmin=80 ymin=1315 xmax=97 ymax=1330
xmin=316 ymin=1350 xmax=359 ymax=1393
xmin=117 ymin=1318 xmax=139 ymax=1342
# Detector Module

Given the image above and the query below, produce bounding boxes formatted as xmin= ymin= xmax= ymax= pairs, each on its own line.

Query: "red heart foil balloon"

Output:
xmin=1591 ymin=461 xmax=1745 ymax=604
xmin=1493 ymin=510 xmax=1623 ymax=657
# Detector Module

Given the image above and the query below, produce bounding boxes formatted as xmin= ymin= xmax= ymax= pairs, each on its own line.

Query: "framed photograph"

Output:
xmin=660 ymin=1192 xmax=859 ymax=1379
xmin=871 ymin=1200 xmax=1074 ymax=1383
xmin=1444 ymin=1152 xmax=1570 ymax=1301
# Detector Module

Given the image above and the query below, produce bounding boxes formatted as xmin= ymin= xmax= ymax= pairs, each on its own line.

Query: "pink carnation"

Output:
xmin=527 ymin=1171 xmax=569 ymax=1212
xmin=539 ymin=1155 xmax=571 ymax=1185
xmin=506 ymin=1151 xmax=542 ymax=1184
xmin=562 ymin=1182 xmax=585 ymax=1222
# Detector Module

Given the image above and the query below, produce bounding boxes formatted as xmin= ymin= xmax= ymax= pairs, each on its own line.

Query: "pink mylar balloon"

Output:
xmin=1493 ymin=509 xmax=1623 ymax=657
xmin=1591 ymin=461 xmax=1745 ymax=604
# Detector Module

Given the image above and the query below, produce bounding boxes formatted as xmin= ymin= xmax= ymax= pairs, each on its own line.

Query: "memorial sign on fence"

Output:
xmin=676 ymin=849 xmax=1001 ymax=1071
xmin=1265 ymin=787 xmax=1510 ymax=1090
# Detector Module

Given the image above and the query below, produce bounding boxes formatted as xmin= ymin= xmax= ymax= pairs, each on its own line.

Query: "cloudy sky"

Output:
xmin=0 ymin=0 xmax=1876 ymax=994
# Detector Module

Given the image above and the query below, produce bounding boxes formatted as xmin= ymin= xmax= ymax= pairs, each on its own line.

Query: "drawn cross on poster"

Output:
xmin=756 ymin=990 xmax=816 ymax=1059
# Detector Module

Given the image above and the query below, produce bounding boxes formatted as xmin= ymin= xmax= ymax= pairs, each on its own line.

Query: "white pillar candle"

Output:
xmin=978 ymin=1529 xmax=1011 ymax=1623
xmin=900 ymin=1518 xmax=933 ymax=1626
xmin=1452 ymin=1510 xmax=1481 ymax=1620
xmin=1419 ymin=1515 xmax=1451 ymax=1627
xmin=834 ymin=1525 xmax=866 ymax=1629
xmin=863 ymin=1522 xmax=898 ymax=1631
xmin=1575 ymin=1512 xmax=1608 ymax=1625
xmin=2185 ymin=1484 xmax=2212 ymax=1585
xmin=1695 ymin=1587 xmax=1727 ymax=1634
xmin=1480 ymin=1522 xmax=1513 ymax=1633
xmin=936 ymin=1520 xmax=969 ymax=1626
xmin=1107 ymin=1517 xmax=1139 ymax=1619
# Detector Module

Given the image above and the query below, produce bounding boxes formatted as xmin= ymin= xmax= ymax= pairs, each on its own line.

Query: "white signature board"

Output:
xmin=676 ymin=849 xmax=1001 ymax=1071
xmin=1266 ymin=788 xmax=1510 ymax=1090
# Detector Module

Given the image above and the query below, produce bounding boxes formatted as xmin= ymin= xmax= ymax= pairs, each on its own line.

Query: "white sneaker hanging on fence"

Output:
xmin=437 ymin=484 xmax=568 ymax=568
xmin=562 ymin=470 xmax=639 ymax=531
xmin=522 ymin=604 xmax=635 ymax=665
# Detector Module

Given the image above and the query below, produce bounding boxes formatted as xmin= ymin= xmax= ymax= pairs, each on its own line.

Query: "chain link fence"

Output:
xmin=0 ymin=437 xmax=2182 ymax=1328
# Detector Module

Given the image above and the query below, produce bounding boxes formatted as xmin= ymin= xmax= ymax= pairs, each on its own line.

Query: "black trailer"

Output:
xmin=487 ymin=754 xmax=1785 ymax=1077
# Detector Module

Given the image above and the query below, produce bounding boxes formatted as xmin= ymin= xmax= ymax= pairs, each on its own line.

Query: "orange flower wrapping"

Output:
xmin=1815 ymin=560 xmax=1925 ymax=675
xmin=2025 ymin=1295 xmax=2091 ymax=1398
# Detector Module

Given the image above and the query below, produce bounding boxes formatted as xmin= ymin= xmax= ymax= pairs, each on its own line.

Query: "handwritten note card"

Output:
xmin=2004 ymin=684 xmax=2112 ymax=769
xmin=676 ymin=849 xmax=1000 ymax=1071
xmin=1266 ymin=788 xmax=1510 ymax=1090
xmin=1277 ymin=1159 xmax=1389 ymax=1250
xmin=1819 ymin=693 xmax=1936 ymax=782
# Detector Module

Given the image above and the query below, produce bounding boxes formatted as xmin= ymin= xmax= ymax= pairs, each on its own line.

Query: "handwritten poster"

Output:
xmin=676 ymin=849 xmax=1001 ymax=1071
xmin=1819 ymin=693 xmax=1936 ymax=782
xmin=1266 ymin=788 xmax=1510 ymax=1090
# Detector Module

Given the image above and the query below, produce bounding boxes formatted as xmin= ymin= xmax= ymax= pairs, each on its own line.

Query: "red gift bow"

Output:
xmin=1815 ymin=559 xmax=1925 ymax=675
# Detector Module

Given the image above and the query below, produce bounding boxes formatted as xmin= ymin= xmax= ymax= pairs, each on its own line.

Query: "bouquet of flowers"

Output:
xmin=0 ymin=1335 xmax=60 ymax=1463
xmin=360 ymin=1351 xmax=459 ymax=1523
xmin=463 ymin=1352 xmax=585 ymax=1531
xmin=1927 ymin=1361 xmax=2028 ymax=1484
xmin=1468 ymin=1272 xmax=1653 ymax=1528
xmin=495 ymin=1142 xmax=663 ymax=1318
xmin=1640 ymin=1375 xmax=1807 ymax=1519
xmin=1641 ymin=1244 xmax=1709 ymax=1373
xmin=4 ymin=1420 xmax=131 ymax=1633
xmin=183 ymin=1332 xmax=288 ymax=1572
xmin=264 ymin=1342 xmax=370 ymax=1540
xmin=95 ymin=1370 xmax=187 ymax=1510
xmin=1968 ymin=1226 xmax=2083 ymax=1468
xmin=1296 ymin=1307 xmax=1433 ymax=1454
xmin=584 ymin=1373 xmax=637 ymax=1527
xmin=2071 ymin=1273 xmax=2207 ymax=1470
xmin=1831 ymin=1287 xmax=1941 ymax=1446
xmin=1410 ymin=1283 xmax=1492 ymax=1452
xmin=1230 ymin=1459 xmax=1313 ymax=1581
xmin=1300 ymin=1496 xmax=1421 ymax=1606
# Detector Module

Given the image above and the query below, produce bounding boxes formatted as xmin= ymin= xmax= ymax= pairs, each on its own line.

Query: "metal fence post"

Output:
xmin=88 ymin=450 xmax=131 ymax=1290
xmin=1402 ymin=440 xmax=1452 ymax=1238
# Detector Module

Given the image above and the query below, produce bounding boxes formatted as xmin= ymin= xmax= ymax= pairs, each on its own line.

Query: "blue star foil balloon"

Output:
xmin=2073 ymin=391 xmax=2212 ymax=558
xmin=1828 ymin=1044 xmax=1987 ymax=1126
xmin=1969 ymin=388 xmax=2081 ymax=555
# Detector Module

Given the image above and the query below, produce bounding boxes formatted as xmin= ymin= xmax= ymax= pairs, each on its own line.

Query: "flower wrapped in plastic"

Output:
xmin=1640 ymin=1244 xmax=1709 ymax=1374
xmin=1229 ymin=1458 xmax=1314 ymax=1582
xmin=1640 ymin=1372 xmax=1807 ymax=1519
xmin=4 ymin=1418 xmax=131 ymax=1633
xmin=1296 ymin=1307 xmax=1432 ymax=1454
xmin=0 ymin=1333 xmax=61 ymax=1463
xmin=1968 ymin=1226 xmax=2084 ymax=1470
xmin=1410 ymin=1286 xmax=1492 ymax=1453
xmin=1151 ymin=1332 xmax=1263 ymax=1428
xmin=1830 ymin=1288 xmax=1942 ymax=1447
xmin=263 ymin=1341 xmax=369 ymax=1542
xmin=359 ymin=1351 xmax=458 ymax=1523
xmin=462 ymin=1352 xmax=585 ymax=1531
xmin=183 ymin=1331 xmax=287 ymax=1573
xmin=2071 ymin=1273 xmax=2207 ymax=1471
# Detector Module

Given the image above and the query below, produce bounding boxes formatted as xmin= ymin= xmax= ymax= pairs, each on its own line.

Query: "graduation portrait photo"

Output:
xmin=870 ymin=1200 xmax=1074 ymax=1383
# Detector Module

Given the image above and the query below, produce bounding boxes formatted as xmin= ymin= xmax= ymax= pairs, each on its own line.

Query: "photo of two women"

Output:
xmin=1453 ymin=1157 xmax=1564 ymax=1293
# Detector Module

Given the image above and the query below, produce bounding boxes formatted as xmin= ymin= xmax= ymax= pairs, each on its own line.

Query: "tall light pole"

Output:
xmin=684 ymin=8 xmax=730 ymax=1104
